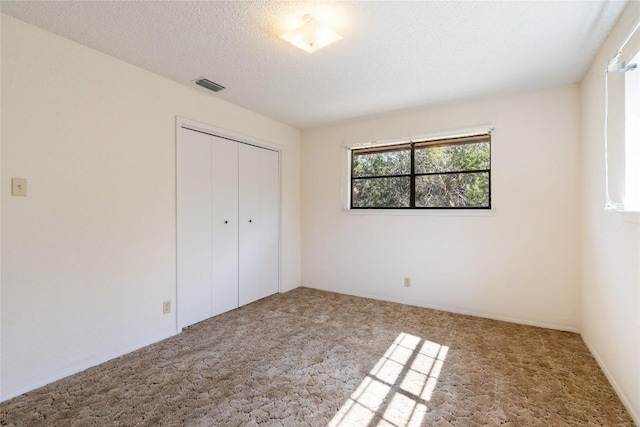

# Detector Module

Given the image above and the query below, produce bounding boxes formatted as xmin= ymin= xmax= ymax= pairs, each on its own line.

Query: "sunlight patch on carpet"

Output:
xmin=328 ymin=332 xmax=449 ymax=426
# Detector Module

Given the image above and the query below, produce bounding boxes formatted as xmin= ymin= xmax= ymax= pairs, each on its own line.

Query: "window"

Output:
xmin=623 ymin=49 xmax=639 ymax=211
xmin=350 ymin=134 xmax=491 ymax=209
xmin=604 ymin=21 xmax=639 ymax=212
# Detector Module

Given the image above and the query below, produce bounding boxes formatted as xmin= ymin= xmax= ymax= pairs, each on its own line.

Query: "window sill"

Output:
xmin=343 ymin=208 xmax=496 ymax=217
xmin=606 ymin=208 xmax=640 ymax=223
xmin=618 ymin=210 xmax=640 ymax=223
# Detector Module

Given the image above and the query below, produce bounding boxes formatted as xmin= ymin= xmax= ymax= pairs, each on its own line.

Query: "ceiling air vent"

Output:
xmin=194 ymin=78 xmax=225 ymax=92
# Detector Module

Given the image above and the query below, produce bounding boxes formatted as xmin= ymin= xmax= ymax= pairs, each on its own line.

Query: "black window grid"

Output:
xmin=350 ymin=135 xmax=491 ymax=209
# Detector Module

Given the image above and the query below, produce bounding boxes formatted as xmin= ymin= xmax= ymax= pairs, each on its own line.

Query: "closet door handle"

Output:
xmin=224 ymin=220 xmax=228 ymax=224
xmin=249 ymin=219 xmax=252 ymax=223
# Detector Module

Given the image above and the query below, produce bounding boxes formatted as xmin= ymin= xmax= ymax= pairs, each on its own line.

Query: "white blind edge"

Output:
xmin=344 ymin=125 xmax=495 ymax=151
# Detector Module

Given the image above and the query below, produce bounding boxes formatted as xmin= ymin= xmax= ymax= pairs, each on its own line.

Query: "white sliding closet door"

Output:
xmin=211 ymin=136 xmax=239 ymax=317
xmin=259 ymin=149 xmax=279 ymax=300
xmin=238 ymin=145 xmax=279 ymax=306
xmin=178 ymin=125 xmax=280 ymax=328
xmin=177 ymin=129 xmax=212 ymax=328
xmin=238 ymin=144 xmax=262 ymax=306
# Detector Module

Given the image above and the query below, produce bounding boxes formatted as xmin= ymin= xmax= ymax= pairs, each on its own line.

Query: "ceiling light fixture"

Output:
xmin=280 ymin=14 xmax=342 ymax=54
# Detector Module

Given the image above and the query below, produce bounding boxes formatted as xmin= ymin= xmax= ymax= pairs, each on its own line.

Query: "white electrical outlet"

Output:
xmin=162 ymin=300 xmax=171 ymax=314
xmin=11 ymin=178 xmax=27 ymax=196
xmin=404 ymin=277 xmax=411 ymax=287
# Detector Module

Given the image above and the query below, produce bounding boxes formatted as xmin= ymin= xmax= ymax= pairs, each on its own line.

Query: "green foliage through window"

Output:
xmin=351 ymin=135 xmax=491 ymax=209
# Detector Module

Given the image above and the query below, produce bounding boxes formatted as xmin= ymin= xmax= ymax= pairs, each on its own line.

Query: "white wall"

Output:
xmin=302 ymin=85 xmax=581 ymax=331
xmin=580 ymin=1 xmax=640 ymax=423
xmin=0 ymin=14 xmax=301 ymax=401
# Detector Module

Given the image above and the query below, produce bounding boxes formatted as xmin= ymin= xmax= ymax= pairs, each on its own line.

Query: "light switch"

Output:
xmin=11 ymin=178 xmax=27 ymax=196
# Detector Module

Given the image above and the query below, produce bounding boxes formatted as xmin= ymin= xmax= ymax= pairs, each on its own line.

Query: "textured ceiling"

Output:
xmin=0 ymin=1 xmax=628 ymax=129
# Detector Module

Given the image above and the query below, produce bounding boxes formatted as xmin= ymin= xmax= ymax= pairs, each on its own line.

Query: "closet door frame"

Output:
xmin=176 ymin=116 xmax=282 ymax=330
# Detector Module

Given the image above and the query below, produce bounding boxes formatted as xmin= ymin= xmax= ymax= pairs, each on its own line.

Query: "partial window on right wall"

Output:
xmin=604 ymin=24 xmax=639 ymax=212
xmin=623 ymin=50 xmax=640 ymax=211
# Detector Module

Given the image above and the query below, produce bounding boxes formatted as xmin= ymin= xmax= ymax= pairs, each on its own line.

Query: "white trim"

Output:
xmin=344 ymin=124 xmax=494 ymax=150
xmin=176 ymin=116 xmax=283 ymax=153
xmin=0 ymin=331 xmax=179 ymax=402
xmin=344 ymin=151 xmax=353 ymax=209
xmin=344 ymin=208 xmax=495 ymax=217
xmin=582 ymin=335 xmax=640 ymax=426
xmin=605 ymin=208 xmax=640 ymax=223
xmin=305 ymin=285 xmax=580 ymax=333
xmin=620 ymin=210 xmax=640 ymax=223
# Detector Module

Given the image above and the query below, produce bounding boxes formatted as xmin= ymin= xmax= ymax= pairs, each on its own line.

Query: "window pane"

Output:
xmin=415 ymin=172 xmax=489 ymax=208
xmin=352 ymin=177 xmax=410 ymax=208
xmin=415 ymin=142 xmax=490 ymax=174
xmin=353 ymin=149 xmax=411 ymax=177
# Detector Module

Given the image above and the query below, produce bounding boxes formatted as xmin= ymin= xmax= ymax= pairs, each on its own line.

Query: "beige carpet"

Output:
xmin=0 ymin=287 xmax=634 ymax=426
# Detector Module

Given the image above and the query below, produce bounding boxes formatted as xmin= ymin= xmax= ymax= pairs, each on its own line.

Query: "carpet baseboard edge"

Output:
xmin=1 ymin=329 xmax=180 ymax=403
xmin=581 ymin=335 xmax=640 ymax=426
xmin=303 ymin=285 xmax=580 ymax=333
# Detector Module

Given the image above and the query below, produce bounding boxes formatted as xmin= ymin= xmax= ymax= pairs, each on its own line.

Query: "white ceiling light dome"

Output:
xmin=280 ymin=14 xmax=342 ymax=54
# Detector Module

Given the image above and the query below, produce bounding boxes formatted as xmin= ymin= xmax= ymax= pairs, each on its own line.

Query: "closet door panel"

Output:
xmin=177 ymin=129 xmax=212 ymax=328
xmin=179 ymin=127 xmax=280 ymax=324
xmin=211 ymin=136 xmax=240 ymax=316
xmin=238 ymin=144 xmax=262 ymax=306
xmin=259 ymin=149 xmax=280 ymax=299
